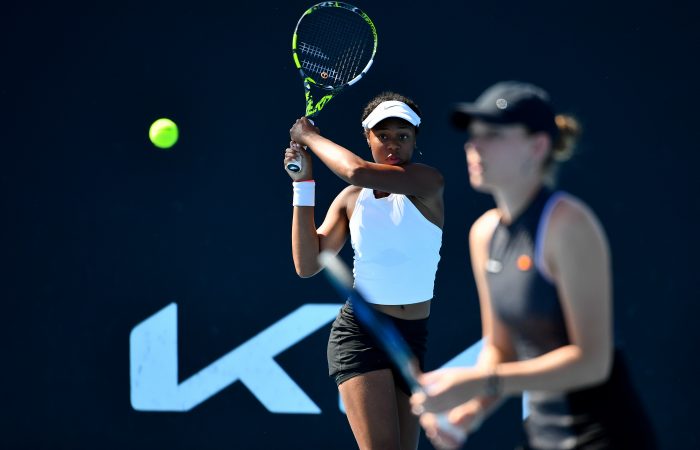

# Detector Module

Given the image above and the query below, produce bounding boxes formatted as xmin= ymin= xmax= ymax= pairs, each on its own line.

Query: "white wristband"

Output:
xmin=293 ymin=180 xmax=315 ymax=207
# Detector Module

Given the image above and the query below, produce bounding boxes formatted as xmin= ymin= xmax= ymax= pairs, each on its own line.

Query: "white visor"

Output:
xmin=361 ymin=101 xmax=421 ymax=130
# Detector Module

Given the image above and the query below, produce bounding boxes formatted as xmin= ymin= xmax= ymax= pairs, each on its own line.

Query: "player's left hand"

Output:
xmin=411 ymin=367 xmax=485 ymax=414
xmin=289 ymin=117 xmax=320 ymax=146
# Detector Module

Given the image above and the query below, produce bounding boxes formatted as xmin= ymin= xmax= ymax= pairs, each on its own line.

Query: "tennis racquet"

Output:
xmin=318 ymin=251 xmax=468 ymax=444
xmin=287 ymin=2 xmax=378 ymax=172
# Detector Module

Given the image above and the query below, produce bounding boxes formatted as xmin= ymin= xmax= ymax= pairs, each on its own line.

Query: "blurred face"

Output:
xmin=366 ymin=118 xmax=416 ymax=165
xmin=464 ymin=120 xmax=542 ymax=192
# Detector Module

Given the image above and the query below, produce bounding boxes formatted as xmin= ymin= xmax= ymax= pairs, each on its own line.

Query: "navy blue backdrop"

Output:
xmin=3 ymin=1 xmax=698 ymax=449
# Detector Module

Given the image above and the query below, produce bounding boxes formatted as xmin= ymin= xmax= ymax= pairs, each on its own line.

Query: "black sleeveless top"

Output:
xmin=487 ymin=188 xmax=657 ymax=450
xmin=487 ymin=188 xmax=568 ymax=361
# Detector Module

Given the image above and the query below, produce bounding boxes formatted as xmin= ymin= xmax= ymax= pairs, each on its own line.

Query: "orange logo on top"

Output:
xmin=517 ymin=254 xmax=532 ymax=271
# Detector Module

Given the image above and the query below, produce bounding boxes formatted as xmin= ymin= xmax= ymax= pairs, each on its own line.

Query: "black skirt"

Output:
xmin=327 ymin=300 xmax=429 ymax=396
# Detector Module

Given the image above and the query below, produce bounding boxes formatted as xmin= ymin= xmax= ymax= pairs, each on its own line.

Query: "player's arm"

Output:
xmin=292 ymin=185 xmax=355 ymax=278
xmin=290 ymin=117 xmax=444 ymax=200
xmin=495 ymin=196 xmax=613 ymax=394
xmin=466 ymin=210 xmax=514 ymax=413
xmin=470 ymin=210 xmax=517 ymax=365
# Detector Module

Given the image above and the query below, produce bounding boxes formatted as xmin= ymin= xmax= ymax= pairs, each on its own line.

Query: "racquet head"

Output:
xmin=292 ymin=2 xmax=378 ymax=117
xmin=287 ymin=3 xmax=377 ymax=172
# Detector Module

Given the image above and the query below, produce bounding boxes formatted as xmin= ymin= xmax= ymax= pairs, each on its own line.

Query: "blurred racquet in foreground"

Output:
xmin=318 ymin=251 xmax=467 ymax=446
xmin=287 ymin=2 xmax=378 ymax=172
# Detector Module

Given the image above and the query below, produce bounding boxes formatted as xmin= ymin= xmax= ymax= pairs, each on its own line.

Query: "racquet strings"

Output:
xmin=296 ymin=8 xmax=375 ymax=88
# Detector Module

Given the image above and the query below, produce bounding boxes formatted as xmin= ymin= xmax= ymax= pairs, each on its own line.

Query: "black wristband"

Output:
xmin=484 ymin=367 xmax=501 ymax=397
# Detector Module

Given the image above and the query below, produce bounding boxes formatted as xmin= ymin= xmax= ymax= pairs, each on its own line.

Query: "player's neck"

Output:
xmin=493 ymin=181 xmax=543 ymax=225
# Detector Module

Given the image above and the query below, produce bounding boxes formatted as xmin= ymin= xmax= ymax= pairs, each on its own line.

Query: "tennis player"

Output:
xmin=411 ymin=81 xmax=657 ymax=450
xmin=283 ymin=92 xmax=444 ymax=450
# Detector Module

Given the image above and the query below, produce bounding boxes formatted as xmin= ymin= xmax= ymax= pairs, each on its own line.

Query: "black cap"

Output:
xmin=451 ymin=81 xmax=559 ymax=140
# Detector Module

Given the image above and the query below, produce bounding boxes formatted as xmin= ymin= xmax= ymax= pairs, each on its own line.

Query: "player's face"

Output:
xmin=367 ymin=118 xmax=416 ymax=166
xmin=464 ymin=120 xmax=536 ymax=192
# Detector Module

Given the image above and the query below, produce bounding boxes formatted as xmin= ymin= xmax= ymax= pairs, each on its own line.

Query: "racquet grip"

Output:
xmin=287 ymin=158 xmax=302 ymax=173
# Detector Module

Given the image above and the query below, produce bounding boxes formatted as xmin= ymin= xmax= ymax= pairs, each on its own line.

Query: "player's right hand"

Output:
xmin=284 ymin=141 xmax=313 ymax=180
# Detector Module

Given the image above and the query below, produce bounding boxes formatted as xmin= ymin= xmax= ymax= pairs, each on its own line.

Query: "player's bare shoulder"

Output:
xmin=469 ymin=208 xmax=501 ymax=272
xmin=409 ymin=162 xmax=443 ymax=176
xmin=409 ymin=162 xmax=445 ymax=194
xmin=548 ymin=194 xmax=605 ymax=239
xmin=545 ymin=194 xmax=609 ymax=264
xmin=470 ymin=208 xmax=501 ymax=246
xmin=336 ymin=185 xmax=363 ymax=219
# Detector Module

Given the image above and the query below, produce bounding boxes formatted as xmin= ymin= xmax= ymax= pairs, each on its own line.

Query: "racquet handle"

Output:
xmin=287 ymin=158 xmax=302 ymax=173
xmin=286 ymin=119 xmax=315 ymax=172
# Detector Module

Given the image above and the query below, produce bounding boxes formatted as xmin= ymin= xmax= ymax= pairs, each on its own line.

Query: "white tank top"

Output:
xmin=349 ymin=188 xmax=442 ymax=305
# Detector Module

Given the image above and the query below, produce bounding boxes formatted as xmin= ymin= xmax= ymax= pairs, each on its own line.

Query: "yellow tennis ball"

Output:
xmin=149 ymin=118 xmax=179 ymax=149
